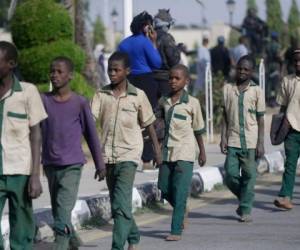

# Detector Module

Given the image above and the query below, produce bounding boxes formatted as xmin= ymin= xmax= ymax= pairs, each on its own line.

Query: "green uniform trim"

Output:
xmin=194 ymin=128 xmax=206 ymax=135
xmin=173 ymin=113 xmax=187 ymax=120
xmin=162 ymin=91 xmax=189 ymax=161
xmin=7 ymin=111 xmax=27 ymax=119
xmin=100 ymin=81 xmax=138 ymax=96
xmin=238 ymin=92 xmax=247 ymax=151
xmin=256 ymin=111 xmax=265 ymax=117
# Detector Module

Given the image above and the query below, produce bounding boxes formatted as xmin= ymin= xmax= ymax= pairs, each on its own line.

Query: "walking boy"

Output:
xmin=91 ymin=51 xmax=162 ymax=250
xmin=0 ymin=41 xmax=47 ymax=249
xmin=41 ymin=56 xmax=106 ymax=249
xmin=220 ymin=55 xmax=265 ymax=222
xmin=274 ymin=49 xmax=300 ymax=210
xmin=158 ymin=64 xmax=206 ymax=241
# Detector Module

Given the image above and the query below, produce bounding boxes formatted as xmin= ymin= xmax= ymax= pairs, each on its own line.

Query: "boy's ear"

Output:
xmin=69 ymin=71 xmax=74 ymax=81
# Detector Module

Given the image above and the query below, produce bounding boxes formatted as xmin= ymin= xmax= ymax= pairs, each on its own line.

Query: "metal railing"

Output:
xmin=205 ymin=62 xmax=214 ymax=143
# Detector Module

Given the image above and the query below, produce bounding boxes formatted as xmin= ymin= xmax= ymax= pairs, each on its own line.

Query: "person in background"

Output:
xmin=231 ymin=36 xmax=249 ymax=66
xmin=118 ymin=11 xmax=161 ymax=170
xmin=153 ymin=9 xmax=181 ymax=97
xmin=210 ymin=36 xmax=231 ymax=79
xmin=195 ymin=37 xmax=211 ymax=95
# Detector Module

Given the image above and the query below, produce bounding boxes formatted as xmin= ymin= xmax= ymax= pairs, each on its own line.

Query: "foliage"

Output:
xmin=197 ymin=72 xmax=225 ymax=133
xmin=93 ymin=15 xmax=106 ymax=47
xmin=36 ymin=72 xmax=95 ymax=99
xmin=18 ymin=40 xmax=86 ymax=83
xmin=266 ymin=0 xmax=284 ymax=35
xmin=246 ymin=0 xmax=257 ymax=11
xmin=228 ymin=28 xmax=240 ymax=48
xmin=288 ymin=0 xmax=300 ymax=40
xmin=10 ymin=0 xmax=73 ymax=50
xmin=0 ymin=0 xmax=10 ymax=28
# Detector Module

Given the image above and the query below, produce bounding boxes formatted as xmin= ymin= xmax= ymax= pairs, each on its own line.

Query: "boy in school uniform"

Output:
xmin=274 ymin=49 xmax=300 ymax=210
xmin=220 ymin=55 xmax=265 ymax=222
xmin=157 ymin=64 xmax=206 ymax=241
xmin=91 ymin=51 xmax=162 ymax=250
xmin=41 ymin=56 xmax=106 ymax=249
xmin=0 ymin=41 xmax=47 ymax=249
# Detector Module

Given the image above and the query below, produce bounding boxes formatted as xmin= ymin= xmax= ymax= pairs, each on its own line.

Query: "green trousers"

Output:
xmin=0 ymin=175 xmax=34 ymax=250
xmin=106 ymin=162 xmax=140 ymax=250
xmin=158 ymin=161 xmax=193 ymax=235
xmin=279 ymin=129 xmax=300 ymax=199
xmin=44 ymin=164 xmax=82 ymax=250
xmin=224 ymin=147 xmax=256 ymax=215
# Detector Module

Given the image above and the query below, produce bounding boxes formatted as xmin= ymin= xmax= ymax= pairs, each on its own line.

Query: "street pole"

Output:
xmin=123 ymin=0 xmax=133 ymax=38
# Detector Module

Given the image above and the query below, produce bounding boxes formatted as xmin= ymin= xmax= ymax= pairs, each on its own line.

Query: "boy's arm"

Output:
xmin=81 ymin=99 xmax=106 ymax=181
xmin=256 ymin=115 xmax=265 ymax=158
xmin=28 ymin=124 xmax=43 ymax=199
xmin=220 ymin=109 xmax=228 ymax=154
xmin=146 ymin=123 xmax=162 ymax=166
xmin=195 ymin=133 xmax=206 ymax=166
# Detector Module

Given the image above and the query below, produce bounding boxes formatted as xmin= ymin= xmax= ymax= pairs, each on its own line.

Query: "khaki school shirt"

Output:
xmin=223 ymin=82 xmax=265 ymax=150
xmin=159 ymin=91 xmax=205 ymax=162
xmin=0 ymin=77 xmax=47 ymax=175
xmin=277 ymin=74 xmax=300 ymax=132
xmin=91 ymin=83 xmax=156 ymax=165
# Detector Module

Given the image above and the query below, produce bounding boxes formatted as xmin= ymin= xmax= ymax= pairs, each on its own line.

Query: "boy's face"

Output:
xmin=294 ymin=53 xmax=300 ymax=73
xmin=50 ymin=61 xmax=72 ymax=89
xmin=169 ymin=69 xmax=189 ymax=93
xmin=108 ymin=60 xmax=129 ymax=85
xmin=0 ymin=49 xmax=15 ymax=80
xmin=236 ymin=59 xmax=252 ymax=83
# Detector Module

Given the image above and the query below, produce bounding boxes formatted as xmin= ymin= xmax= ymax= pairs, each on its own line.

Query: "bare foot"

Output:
xmin=165 ymin=235 xmax=181 ymax=241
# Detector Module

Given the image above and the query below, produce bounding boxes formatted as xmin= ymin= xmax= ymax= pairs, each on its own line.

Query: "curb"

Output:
xmin=1 ymin=150 xmax=292 ymax=247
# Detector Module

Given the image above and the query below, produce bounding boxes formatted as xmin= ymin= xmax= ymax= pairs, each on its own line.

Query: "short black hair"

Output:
xmin=170 ymin=64 xmax=190 ymax=78
xmin=237 ymin=55 xmax=255 ymax=69
xmin=108 ymin=51 xmax=130 ymax=68
xmin=130 ymin=11 xmax=153 ymax=35
xmin=0 ymin=41 xmax=18 ymax=63
xmin=51 ymin=56 xmax=74 ymax=72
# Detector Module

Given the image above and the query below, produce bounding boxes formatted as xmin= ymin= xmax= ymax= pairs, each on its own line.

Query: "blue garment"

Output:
xmin=118 ymin=34 xmax=162 ymax=75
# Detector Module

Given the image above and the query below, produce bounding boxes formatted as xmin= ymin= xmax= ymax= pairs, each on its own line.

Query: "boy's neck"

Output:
xmin=52 ymin=85 xmax=72 ymax=101
xmin=112 ymin=80 xmax=127 ymax=97
xmin=236 ymin=79 xmax=250 ymax=92
xmin=170 ymin=88 xmax=184 ymax=104
xmin=0 ymin=73 xmax=14 ymax=89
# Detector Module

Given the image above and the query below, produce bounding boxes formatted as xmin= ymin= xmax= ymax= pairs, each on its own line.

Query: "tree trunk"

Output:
xmin=68 ymin=0 xmax=101 ymax=88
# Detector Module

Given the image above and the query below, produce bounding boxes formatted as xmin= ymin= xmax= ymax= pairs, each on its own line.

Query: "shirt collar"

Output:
xmin=163 ymin=90 xmax=189 ymax=105
xmin=232 ymin=80 xmax=256 ymax=95
xmin=100 ymin=81 xmax=137 ymax=96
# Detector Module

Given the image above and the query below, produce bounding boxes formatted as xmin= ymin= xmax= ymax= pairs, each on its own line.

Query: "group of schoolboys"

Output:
xmin=0 ymin=39 xmax=299 ymax=250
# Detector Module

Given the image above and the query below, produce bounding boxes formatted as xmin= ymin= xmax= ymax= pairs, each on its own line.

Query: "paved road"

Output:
xmin=75 ymin=174 xmax=300 ymax=250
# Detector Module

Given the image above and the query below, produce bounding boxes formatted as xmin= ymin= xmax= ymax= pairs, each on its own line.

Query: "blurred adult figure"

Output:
xmin=231 ymin=36 xmax=249 ymax=66
xmin=210 ymin=36 xmax=231 ymax=79
xmin=118 ymin=11 xmax=162 ymax=169
xmin=242 ymin=8 xmax=268 ymax=56
xmin=266 ymin=31 xmax=282 ymax=106
xmin=195 ymin=37 xmax=210 ymax=94
xmin=153 ymin=9 xmax=181 ymax=96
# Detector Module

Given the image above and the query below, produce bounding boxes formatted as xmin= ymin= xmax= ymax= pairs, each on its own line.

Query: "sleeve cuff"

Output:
xmin=141 ymin=114 xmax=156 ymax=128
xmin=194 ymin=128 xmax=206 ymax=135
xmin=256 ymin=111 xmax=265 ymax=117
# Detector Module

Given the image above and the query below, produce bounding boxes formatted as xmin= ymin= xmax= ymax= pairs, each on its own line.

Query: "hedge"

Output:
xmin=19 ymin=40 xmax=86 ymax=83
xmin=11 ymin=0 xmax=73 ymax=50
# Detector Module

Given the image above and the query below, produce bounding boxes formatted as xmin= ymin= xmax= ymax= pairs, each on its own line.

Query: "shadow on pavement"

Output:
xmin=139 ymin=229 xmax=169 ymax=239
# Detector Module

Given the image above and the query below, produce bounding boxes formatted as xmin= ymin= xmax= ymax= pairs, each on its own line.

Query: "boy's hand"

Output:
xmin=28 ymin=174 xmax=43 ymax=199
xmin=220 ymin=139 xmax=228 ymax=154
xmin=154 ymin=152 xmax=163 ymax=167
xmin=198 ymin=152 xmax=206 ymax=167
xmin=94 ymin=169 xmax=106 ymax=181
xmin=256 ymin=142 xmax=265 ymax=159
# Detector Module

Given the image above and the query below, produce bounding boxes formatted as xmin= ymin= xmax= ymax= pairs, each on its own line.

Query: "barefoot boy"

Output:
xmin=220 ymin=55 xmax=265 ymax=222
xmin=158 ymin=64 xmax=206 ymax=241
xmin=91 ymin=51 xmax=162 ymax=250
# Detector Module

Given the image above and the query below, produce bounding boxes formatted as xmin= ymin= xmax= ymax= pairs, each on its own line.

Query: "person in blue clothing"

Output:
xmin=118 ymin=11 xmax=162 ymax=169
